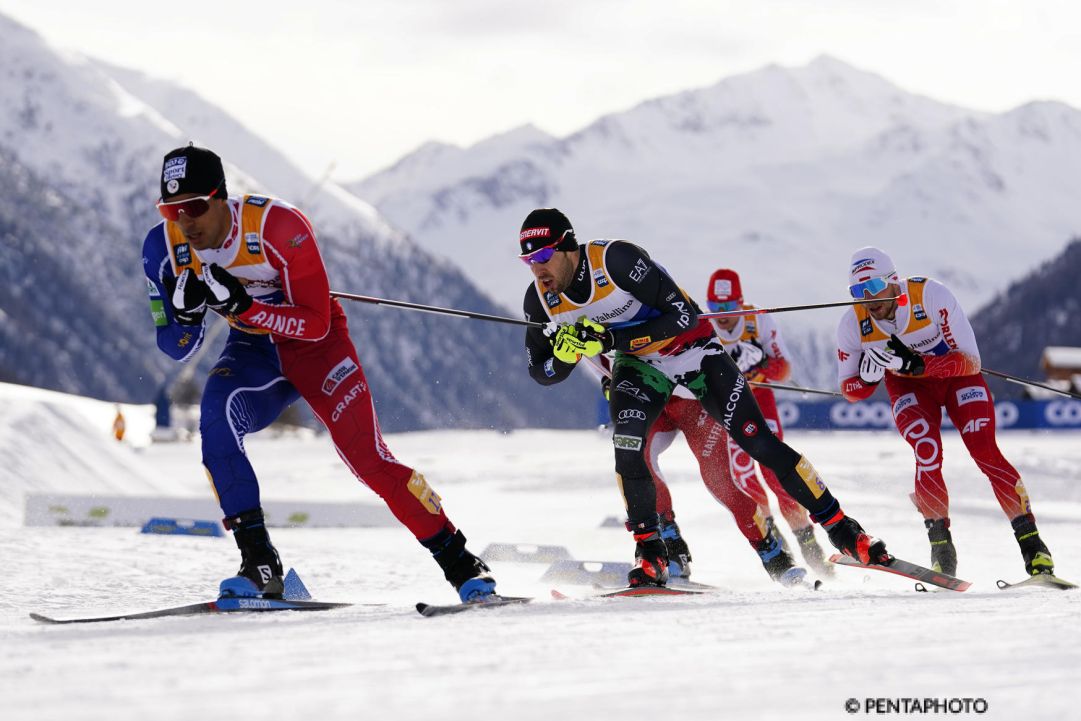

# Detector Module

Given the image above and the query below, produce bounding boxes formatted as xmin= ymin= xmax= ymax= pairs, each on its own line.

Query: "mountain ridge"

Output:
xmin=345 ymin=56 xmax=1081 ymax=387
xmin=0 ymin=11 xmax=594 ymax=431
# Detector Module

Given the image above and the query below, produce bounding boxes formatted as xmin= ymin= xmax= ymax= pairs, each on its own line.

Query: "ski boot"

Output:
xmin=925 ymin=517 xmax=958 ymax=576
xmin=627 ymin=530 xmax=670 ymax=587
xmin=220 ymin=508 xmax=285 ymax=598
xmin=424 ymin=527 xmax=497 ymax=602
xmin=1012 ymin=516 xmax=1054 ymax=576
xmin=757 ymin=527 xmax=807 ymax=587
xmin=764 ymin=516 xmax=791 ymax=553
xmin=824 ymin=514 xmax=888 ymax=565
xmin=660 ymin=513 xmax=692 ymax=578
xmin=793 ymin=524 xmax=834 ymax=578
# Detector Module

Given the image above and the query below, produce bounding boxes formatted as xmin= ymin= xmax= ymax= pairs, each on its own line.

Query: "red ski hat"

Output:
xmin=707 ymin=268 xmax=743 ymax=304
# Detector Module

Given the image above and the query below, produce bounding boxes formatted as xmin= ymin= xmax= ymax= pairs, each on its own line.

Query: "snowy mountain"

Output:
xmin=0 ymin=12 xmax=593 ymax=431
xmin=347 ymin=56 xmax=1081 ymax=386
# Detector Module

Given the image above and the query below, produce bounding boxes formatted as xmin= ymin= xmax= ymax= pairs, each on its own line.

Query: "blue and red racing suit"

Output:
xmin=142 ymin=195 xmax=450 ymax=539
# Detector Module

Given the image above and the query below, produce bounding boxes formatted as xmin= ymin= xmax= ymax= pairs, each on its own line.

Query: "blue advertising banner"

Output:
xmin=776 ymin=399 xmax=1081 ymax=431
xmin=595 ymin=396 xmax=1081 ymax=430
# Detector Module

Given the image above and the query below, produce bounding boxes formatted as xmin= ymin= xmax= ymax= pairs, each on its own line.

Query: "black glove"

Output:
xmin=202 ymin=263 xmax=253 ymax=316
xmin=887 ymin=334 xmax=926 ymax=375
xmin=163 ymin=268 xmax=208 ymax=326
xmin=600 ymin=375 xmax=612 ymax=401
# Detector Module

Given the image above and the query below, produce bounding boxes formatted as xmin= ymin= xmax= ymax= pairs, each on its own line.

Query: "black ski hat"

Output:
xmin=160 ymin=144 xmax=227 ymax=201
xmin=519 ymin=208 xmax=577 ymax=255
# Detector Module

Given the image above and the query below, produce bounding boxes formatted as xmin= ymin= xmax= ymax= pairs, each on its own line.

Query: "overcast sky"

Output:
xmin=2 ymin=0 xmax=1080 ymax=182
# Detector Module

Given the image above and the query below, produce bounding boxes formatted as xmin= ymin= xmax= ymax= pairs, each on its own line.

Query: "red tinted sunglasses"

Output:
xmin=156 ymin=187 xmax=221 ymax=222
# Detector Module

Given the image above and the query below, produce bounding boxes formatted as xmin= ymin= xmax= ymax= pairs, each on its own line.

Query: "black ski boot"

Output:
xmin=423 ymin=527 xmax=497 ymax=602
xmin=628 ymin=530 xmax=670 ymax=587
xmin=660 ymin=513 xmax=692 ymax=578
xmin=757 ymin=527 xmax=807 ymax=586
xmin=825 ymin=514 xmax=889 ymax=565
xmin=925 ymin=517 xmax=958 ymax=576
xmin=222 ymin=508 xmax=284 ymax=598
xmin=1012 ymin=516 xmax=1054 ymax=576
xmin=793 ymin=524 xmax=834 ymax=578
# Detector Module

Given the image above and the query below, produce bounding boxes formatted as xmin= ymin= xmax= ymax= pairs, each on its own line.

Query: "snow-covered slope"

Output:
xmin=3 ymin=382 xmax=1081 ymax=720
xmin=0 ymin=12 xmax=593 ymax=429
xmin=347 ymin=56 xmax=1081 ymax=385
xmin=0 ymin=383 xmax=161 ymax=528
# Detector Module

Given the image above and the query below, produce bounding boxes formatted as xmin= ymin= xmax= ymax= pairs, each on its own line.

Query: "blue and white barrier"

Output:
xmin=776 ymin=399 xmax=1081 ymax=430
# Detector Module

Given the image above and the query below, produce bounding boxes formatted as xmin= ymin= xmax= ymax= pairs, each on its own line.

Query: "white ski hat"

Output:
xmin=848 ymin=247 xmax=899 ymax=285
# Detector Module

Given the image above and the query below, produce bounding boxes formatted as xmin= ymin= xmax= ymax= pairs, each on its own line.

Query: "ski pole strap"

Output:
xmin=699 ymin=294 xmax=907 ymax=320
xmin=981 ymin=368 xmax=1081 ymax=401
xmin=222 ymin=507 xmax=266 ymax=531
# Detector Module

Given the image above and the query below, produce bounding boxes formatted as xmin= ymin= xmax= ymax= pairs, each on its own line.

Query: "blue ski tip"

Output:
xmin=283 ymin=569 xmax=312 ymax=600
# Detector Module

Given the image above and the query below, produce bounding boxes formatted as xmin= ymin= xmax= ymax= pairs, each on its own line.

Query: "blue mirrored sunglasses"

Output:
xmin=848 ymin=276 xmax=890 ymax=299
xmin=519 ymin=242 xmax=559 ymax=265
xmin=707 ymin=300 xmax=741 ymax=313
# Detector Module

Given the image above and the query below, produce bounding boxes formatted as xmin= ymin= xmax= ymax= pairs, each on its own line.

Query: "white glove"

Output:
xmin=730 ymin=342 xmax=765 ymax=373
xmin=859 ymin=346 xmax=902 ymax=384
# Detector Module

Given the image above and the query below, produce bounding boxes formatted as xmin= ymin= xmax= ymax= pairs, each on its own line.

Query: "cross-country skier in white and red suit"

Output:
xmin=836 ymin=246 xmax=1054 ymax=577
xmin=704 ymin=268 xmax=832 ymax=577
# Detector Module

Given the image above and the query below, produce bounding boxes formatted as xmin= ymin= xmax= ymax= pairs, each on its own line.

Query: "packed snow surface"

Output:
xmin=2 ymin=384 xmax=1080 ymax=720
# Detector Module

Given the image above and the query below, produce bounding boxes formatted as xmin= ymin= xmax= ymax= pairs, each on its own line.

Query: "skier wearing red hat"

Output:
xmin=705 ymin=268 xmax=832 ymax=576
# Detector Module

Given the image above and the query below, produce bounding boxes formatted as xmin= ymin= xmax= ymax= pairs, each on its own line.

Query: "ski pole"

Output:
xmin=331 ymin=290 xmax=908 ymax=329
xmin=753 ymin=382 xmax=842 ymax=398
xmin=582 ymin=356 xmax=840 ymax=397
xmin=981 ymin=368 xmax=1081 ymax=401
xmin=329 ymin=290 xmax=544 ymax=328
xmin=700 ymin=294 xmax=908 ymax=320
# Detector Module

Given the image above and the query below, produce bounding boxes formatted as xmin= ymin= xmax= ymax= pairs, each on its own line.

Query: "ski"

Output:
xmin=996 ymin=574 xmax=1078 ymax=591
xmin=541 ymin=559 xmax=723 ymax=591
xmin=829 ymin=553 xmax=971 ymax=592
xmin=29 ymin=597 xmax=352 ymax=625
xmin=415 ymin=595 xmax=532 ymax=617
xmin=666 ymin=577 xmax=719 ymax=591
xmin=592 ymin=578 xmax=717 ymax=591
xmin=552 ymin=585 xmax=708 ymax=600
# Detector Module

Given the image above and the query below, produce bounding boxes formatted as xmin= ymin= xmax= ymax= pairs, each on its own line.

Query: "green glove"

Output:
xmin=552 ymin=316 xmax=612 ymax=363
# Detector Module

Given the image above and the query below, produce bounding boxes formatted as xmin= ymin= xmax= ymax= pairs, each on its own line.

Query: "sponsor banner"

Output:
xmin=25 ymin=494 xmax=396 ymax=528
xmin=776 ymin=400 xmax=1081 ymax=430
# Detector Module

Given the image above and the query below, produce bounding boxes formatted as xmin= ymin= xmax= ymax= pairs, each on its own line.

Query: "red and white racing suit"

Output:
xmin=836 ymin=276 xmax=1033 ymax=522
xmin=710 ymin=311 xmax=812 ymax=532
xmin=647 ymin=387 xmax=769 ymax=547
